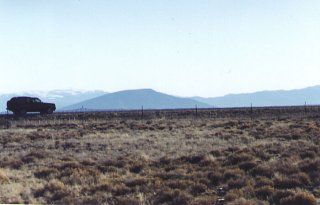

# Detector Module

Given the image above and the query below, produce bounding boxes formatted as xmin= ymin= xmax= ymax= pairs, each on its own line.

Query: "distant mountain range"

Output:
xmin=192 ymin=85 xmax=320 ymax=107
xmin=62 ymin=89 xmax=209 ymax=110
xmin=1 ymin=85 xmax=320 ymax=112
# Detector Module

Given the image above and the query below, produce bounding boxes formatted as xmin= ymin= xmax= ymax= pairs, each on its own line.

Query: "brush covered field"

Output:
xmin=0 ymin=110 xmax=320 ymax=204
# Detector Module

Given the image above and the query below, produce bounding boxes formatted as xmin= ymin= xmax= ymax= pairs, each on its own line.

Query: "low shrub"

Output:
xmin=224 ymin=189 xmax=242 ymax=202
xmin=300 ymin=150 xmax=317 ymax=159
xmin=35 ymin=179 xmax=70 ymax=201
xmin=112 ymin=184 xmax=131 ymax=196
xmin=238 ymin=161 xmax=257 ymax=171
xmin=89 ymin=182 xmax=113 ymax=194
xmin=102 ymin=159 xmax=126 ymax=168
xmin=0 ymin=158 xmax=23 ymax=169
xmin=190 ymin=183 xmax=207 ymax=195
xmin=275 ymin=161 xmax=299 ymax=175
xmin=124 ymin=177 xmax=148 ymax=187
xmin=223 ymin=168 xmax=244 ymax=181
xmin=34 ymin=168 xmax=59 ymax=179
xmin=155 ymin=189 xmax=191 ymax=205
xmin=156 ymin=172 xmax=184 ymax=181
xmin=299 ymin=159 xmax=320 ymax=173
xmin=255 ymin=185 xmax=274 ymax=200
xmin=166 ymin=180 xmax=192 ymax=190
xmin=279 ymin=191 xmax=317 ymax=205
xmin=226 ymin=153 xmax=253 ymax=165
xmin=274 ymin=176 xmax=302 ymax=189
xmin=59 ymin=167 xmax=100 ymax=185
xmin=116 ymin=197 xmax=140 ymax=205
xmin=129 ymin=164 xmax=144 ymax=174
xmin=182 ymin=155 xmax=205 ymax=164
xmin=227 ymin=177 xmax=248 ymax=189
xmin=255 ymin=176 xmax=274 ymax=188
xmin=207 ymin=171 xmax=222 ymax=186
xmin=270 ymin=190 xmax=295 ymax=205
xmin=250 ymin=165 xmax=273 ymax=178
xmin=274 ymin=173 xmax=310 ymax=189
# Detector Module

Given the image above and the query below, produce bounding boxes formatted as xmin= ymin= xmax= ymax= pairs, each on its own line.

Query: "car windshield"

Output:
xmin=34 ymin=98 xmax=41 ymax=103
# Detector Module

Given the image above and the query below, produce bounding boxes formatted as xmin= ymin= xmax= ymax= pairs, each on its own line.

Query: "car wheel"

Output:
xmin=47 ymin=108 xmax=53 ymax=114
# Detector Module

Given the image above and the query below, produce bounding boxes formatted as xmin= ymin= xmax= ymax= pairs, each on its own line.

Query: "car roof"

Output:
xmin=11 ymin=96 xmax=39 ymax=100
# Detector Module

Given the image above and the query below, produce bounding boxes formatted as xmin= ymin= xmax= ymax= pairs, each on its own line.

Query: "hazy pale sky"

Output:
xmin=0 ymin=0 xmax=319 ymax=97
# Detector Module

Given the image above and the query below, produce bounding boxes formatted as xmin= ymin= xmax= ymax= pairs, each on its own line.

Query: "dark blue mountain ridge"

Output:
xmin=63 ymin=89 xmax=210 ymax=110
xmin=192 ymin=85 xmax=320 ymax=107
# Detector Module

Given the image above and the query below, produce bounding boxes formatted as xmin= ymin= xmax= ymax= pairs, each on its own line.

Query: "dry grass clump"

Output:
xmin=129 ymin=164 xmax=144 ymax=174
xmin=227 ymin=176 xmax=249 ymax=189
xmin=124 ymin=177 xmax=149 ymax=188
xmin=228 ymin=197 xmax=257 ymax=205
xmin=62 ymin=168 xmax=98 ymax=185
xmin=223 ymin=168 xmax=245 ymax=181
xmin=166 ymin=179 xmax=193 ymax=190
xmin=279 ymin=190 xmax=317 ymax=205
xmin=154 ymin=189 xmax=192 ymax=205
xmin=26 ymin=131 xmax=52 ymax=140
xmin=0 ymin=169 xmax=9 ymax=184
xmin=274 ymin=161 xmax=299 ymax=175
xmin=115 ymin=197 xmax=141 ymax=205
xmin=299 ymin=159 xmax=320 ymax=173
xmin=35 ymin=179 xmax=71 ymax=202
xmin=255 ymin=176 xmax=274 ymax=188
xmin=21 ymin=150 xmax=49 ymax=164
xmin=250 ymin=165 xmax=273 ymax=178
xmin=190 ymin=183 xmax=207 ymax=195
xmin=101 ymin=183 xmax=131 ymax=196
xmin=88 ymin=181 xmax=113 ymax=194
xmin=189 ymin=196 xmax=216 ymax=205
xmin=300 ymin=150 xmax=317 ymax=159
xmin=255 ymin=185 xmax=274 ymax=200
xmin=270 ymin=189 xmax=295 ymax=205
xmin=223 ymin=188 xmax=244 ymax=202
xmin=225 ymin=152 xmax=254 ymax=166
xmin=34 ymin=167 xmax=59 ymax=179
xmin=238 ymin=160 xmax=257 ymax=171
xmin=207 ymin=171 xmax=222 ymax=186
xmin=274 ymin=173 xmax=311 ymax=189
xmin=0 ymin=157 xmax=23 ymax=169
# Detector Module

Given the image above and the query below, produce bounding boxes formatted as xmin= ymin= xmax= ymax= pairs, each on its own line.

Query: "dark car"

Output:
xmin=7 ymin=97 xmax=56 ymax=115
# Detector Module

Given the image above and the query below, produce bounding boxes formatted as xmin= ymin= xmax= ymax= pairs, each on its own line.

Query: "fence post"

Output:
xmin=304 ymin=101 xmax=307 ymax=117
xmin=141 ymin=106 xmax=144 ymax=119
xmin=250 ymin=103 xmax=253 ymax=121
xmin=195 ymin=105 xmax=198 ymax=118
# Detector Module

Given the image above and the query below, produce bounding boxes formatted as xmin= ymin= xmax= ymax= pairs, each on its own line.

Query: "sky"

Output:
xmin=0 ymin=0 xmax=320 ymax=97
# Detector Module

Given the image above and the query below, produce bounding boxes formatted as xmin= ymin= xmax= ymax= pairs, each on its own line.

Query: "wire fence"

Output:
xmin=1 ymin=105 xmax=320 ymax=129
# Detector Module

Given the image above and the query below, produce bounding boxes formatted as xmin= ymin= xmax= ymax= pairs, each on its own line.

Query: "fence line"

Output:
xmin=1 ymin=105 xmax=320 ymax=127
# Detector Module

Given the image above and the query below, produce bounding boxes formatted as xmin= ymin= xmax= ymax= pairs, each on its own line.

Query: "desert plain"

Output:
xmin=0 ymin=108 xmax=319 ymax=204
